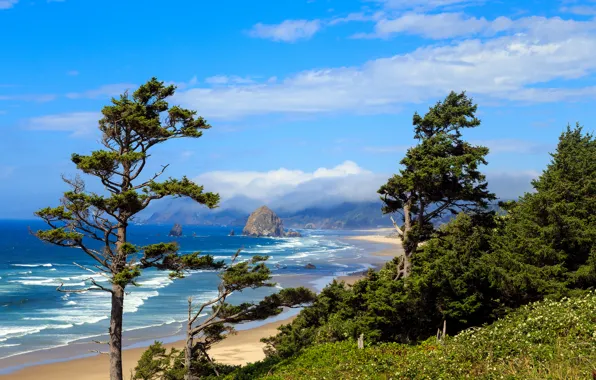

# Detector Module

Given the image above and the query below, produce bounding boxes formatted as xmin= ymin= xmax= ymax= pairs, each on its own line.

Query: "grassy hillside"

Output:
xmin=228 ymin=292 xmax=596 ymax=379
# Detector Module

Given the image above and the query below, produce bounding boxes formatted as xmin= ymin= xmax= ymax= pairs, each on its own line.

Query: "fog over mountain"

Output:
xmin=138 ymin=161 xmax=536 ymax=228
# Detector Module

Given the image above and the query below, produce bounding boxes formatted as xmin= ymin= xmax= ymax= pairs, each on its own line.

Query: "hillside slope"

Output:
xmin=229 ymin=292 xmax=596 ymax=379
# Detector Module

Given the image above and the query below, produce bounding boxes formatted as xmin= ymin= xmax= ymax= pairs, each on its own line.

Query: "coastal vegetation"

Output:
xmin=231 ymin=292 xmax=596 ymax=379
xmin=133 ymin=250 xmax=315 ymax=380
xmin=220 ymin=99 xmax=593 ymax=378
xmin=32 ymin=79 xmax=245 ymax=380
xmin=378 ymin=91 xmax=495 ymax=278
xmin=29 ymin=80 xmax=595 ymax=379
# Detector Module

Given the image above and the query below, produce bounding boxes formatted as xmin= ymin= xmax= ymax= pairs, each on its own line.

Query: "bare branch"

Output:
xmin=389 ymin=216 xmax=404 ymax=237
xmin=56 ymin=282 xmax=112 ymax=294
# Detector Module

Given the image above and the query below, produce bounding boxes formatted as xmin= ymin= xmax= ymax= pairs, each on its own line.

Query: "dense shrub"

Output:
xmin=262 ymin=125 xmax=596 ymax=359
xmin=232 ymin=292 xmax=596 ymax=379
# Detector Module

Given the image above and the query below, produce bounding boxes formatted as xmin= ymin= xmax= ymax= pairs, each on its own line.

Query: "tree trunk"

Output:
xmin=185 ymin=298 xmax=193 ymax=380
xmin=110 ymin=224 xmax=127 ymax=380
xmin=401 ymin=200 xmax=413 ymax=277
xmin=109 ymin=284 xmax=125 ymax=380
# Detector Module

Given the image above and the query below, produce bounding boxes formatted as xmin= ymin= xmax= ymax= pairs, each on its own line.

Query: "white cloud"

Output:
xmin=26 ymin=112 xmax=101 ymax=137
xmin=195 ymin=161 xmax=373 ymax=204
xmin=173 ymin=22 xmax=596 ymax=118
xmin=66 ymin=83 xmax=136 ymax=99
xmin=0 ymin=0 xmax=18 ymax=9
xmin=192 ymin=161 xmax=540 ymax=212
xmin=362 ymin=13 xmax=596 ymax=40
xmin=561 ymin=5 xmax=596 ymax=16
xmin=67 ymin=70 xmax=79 ymax=76
xmin=248 ymin=19 xmax=322 ymax=42
xmin=205 ymin=75 xmax=255 ymax=85
xmin=370 ymin=13 xmax=492 ymax=39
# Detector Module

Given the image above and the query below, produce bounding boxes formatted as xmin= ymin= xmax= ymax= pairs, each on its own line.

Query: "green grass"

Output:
xmin=227 ymin=292 xmax=596 ymax=379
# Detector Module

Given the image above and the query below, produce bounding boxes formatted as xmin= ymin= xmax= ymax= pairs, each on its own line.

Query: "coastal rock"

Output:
xmin=305 ymin=263 xmax=316 ymax=269
xmin=243 ymin=206 xmax=285 ymax=237
xmin=304 ymin=223 xmax=316 ymax=229
xmin=169 ymin=223 xmax=183 ymax=237
xmin=242 ymin=206 xmax=302 ymax=237
xmin=229 ymin=229 xmax=235 ymax=236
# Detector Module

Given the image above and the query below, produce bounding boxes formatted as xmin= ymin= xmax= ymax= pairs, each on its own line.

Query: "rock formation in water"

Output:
xmin=229 ymin=229 xmax=235 ymax=236
xmin=169 ymin=223 xmax=183 ymax=237
xmin=242 ymin=206 xmax=302 ymax=237
xmin=305 ymin=263 xmax=316 ymax=269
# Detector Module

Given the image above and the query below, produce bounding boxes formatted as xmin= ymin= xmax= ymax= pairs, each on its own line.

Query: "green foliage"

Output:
xmin=494 ymin=125 xmax=596 ymax=292
xmin=34 ymin=77 xmax=222 ymax=379
xmin=378 ymin=91 xmax=495 ymax=279
xmin=233 ymin=292 xmax=596 ymax=379
xmin=132 ymin=342 xmax=180 ymax=380
xmin=113 ymin=266 xmax=142 ymax=288
xmin=264 ymin=125 xmax=596 ymax=362
xmin=146 ymin=177 xmax=220 ymax=208
xmin=34 ymin=77 xmax=222 ymax=290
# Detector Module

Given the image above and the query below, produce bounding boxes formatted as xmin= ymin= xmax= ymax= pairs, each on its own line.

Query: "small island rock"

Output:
xmin=305 ymin=263 xmax=316 ymax=269
xmin=229 ymin=229 xmax=235 ymax=236
xmin=169 ymin=223 xmax=183 ymax=237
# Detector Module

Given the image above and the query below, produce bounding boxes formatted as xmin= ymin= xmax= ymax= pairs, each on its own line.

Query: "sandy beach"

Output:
xmin=1 ymin=316 xmax=294 ymax=380
xmin=347 ymin=230 xmax=404 ymax=257
xmin=0 ymin=230 xmax=402 ymax=380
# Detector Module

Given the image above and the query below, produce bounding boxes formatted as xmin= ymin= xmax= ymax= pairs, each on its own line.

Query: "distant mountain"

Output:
xmin=142 ymin=199 xmax=391 ymax=229
xmin=140 ymin=198 xmax=507 ymax=230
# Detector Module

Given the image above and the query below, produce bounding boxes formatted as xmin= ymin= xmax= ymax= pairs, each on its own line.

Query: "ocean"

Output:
xmin=0 ymin=220 xmax=390 ymax=372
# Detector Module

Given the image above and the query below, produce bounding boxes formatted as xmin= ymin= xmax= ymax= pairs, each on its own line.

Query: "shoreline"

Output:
xmin=0 ymin=231 xmax=402 ymax=379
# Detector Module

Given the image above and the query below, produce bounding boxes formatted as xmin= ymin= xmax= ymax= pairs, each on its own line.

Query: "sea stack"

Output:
xmin=242 ymin=206 xmax=302 ymax=237
xmin=229 ymin=229 xmax=235 ymax=236
xmin=169 ymin=223 xmax=183 ymax=237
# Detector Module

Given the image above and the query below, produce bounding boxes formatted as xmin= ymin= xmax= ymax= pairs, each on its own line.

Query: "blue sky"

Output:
xmin=1 ymin=0 xmax=595 ymax=218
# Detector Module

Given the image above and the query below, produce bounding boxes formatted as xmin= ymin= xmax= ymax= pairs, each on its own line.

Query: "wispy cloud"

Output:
xmin=205 ymin=75 xmax=255 ymax=85
xmin=374 ymin=0 xmax=483 ymax=11
xmin=66 ymin=83 xmax=136 ymax=99
xmin=0 ymin=0 xmax=18 ymax=10
xmin=363 ymin=145 xmax=411 ymax=153
xmin=0 ymin=94 xmax=56 ymax=102
xmin=0 ymin=165 xmax=15 ymax=179
xmin=174 ymin=19 xmax=596 ymax=119
xmin=25 ymin=112 xmax=101 ymax=137
xmin=67 ymin=70 xmax=79 ymax=76
xmin=560 ymin=5 xmax=596 ymax=16
xmin=248 ymin=19 xmax=322 ymax=42
xmin=473 ymin=139 xmax=553 ymax=154
xmin=356 ymin=13 xmax=596 ymax=40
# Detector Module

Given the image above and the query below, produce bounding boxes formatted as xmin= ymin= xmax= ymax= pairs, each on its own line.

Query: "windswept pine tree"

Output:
xmin=34 ymin=78 xmax=223 ymax=380
xmin=182 ymin=251 xmax=314 ymax=379
xmin=378 ymin=91 xmax=495 ymax=278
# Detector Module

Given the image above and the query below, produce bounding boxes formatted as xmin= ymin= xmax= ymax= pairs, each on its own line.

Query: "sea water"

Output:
xmin=0 ymin=220 xmax=389 ymax=370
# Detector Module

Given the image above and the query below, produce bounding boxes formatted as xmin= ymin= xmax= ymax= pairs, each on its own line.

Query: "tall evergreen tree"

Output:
xmin=34 ymin=78 xmax=223 ymax=380
xmin=378 ymin=91 xmax=495 ymax=278
xmin=495 ymin=124 xmax=596 ymax=294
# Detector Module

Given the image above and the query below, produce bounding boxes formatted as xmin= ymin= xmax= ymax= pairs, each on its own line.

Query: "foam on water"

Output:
xmin=10 ymin=264 xmax=53 ymax=268
xmin=0 ymin=224 xmax=375 ymax=366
